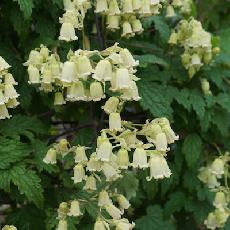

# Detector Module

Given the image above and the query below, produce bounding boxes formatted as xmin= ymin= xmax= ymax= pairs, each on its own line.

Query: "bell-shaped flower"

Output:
xmin=119 ymin=130 xmax=137 ymax=149
xmin=122 ymin=0 xmax=133 ymax=13
xmin=213 ymin=192 xmax=227 ymax=210
xmin=93 ymin=59 xmax=113 ymax=82
xmin=2 ymin=225 xmax=17 ymax=230
xmin=0 ymin=90 xmax=6 ymax=105
xmin=132 ymin=0 xmax=141 ymax=11
xmin=6 ymin=98 xmax=19 ymax=109
xmin=75 ymin=146 xmax=88 ymax=163
xmin=102 ymin=97 xmax=119 ymax=114
xmin=94 ymin=220 xmax=110 ymax=230
xmin=41 ymin=68 xmax=53 ymax=84
xmin=76 ymin=55 xmax=93 ymax=77
xmin=89 ymin=81 xmax=105 ymax=101
xmin=105 ymin=204 xmax=122 ymax=220
xmin=107 ymin=15 xmax=120 ymax=30
xmin=211 ymin=158 xmax=225 ymax=177
xmin=57 ymin=139 xmax=69 ymax=153
xmin=132 ymin=147 xmax=148 ymax=169
xmin=108 ymin=52 xmax=122 ymax=64
xmin=4 ymin=73 xmax=17 ymax=85
xmin=72 ymin=164 xmax=86 ymax=183
xmin=207 ymin=174 xmax=220 ymax=189
xmin=40 ymin=46 xmax=49 ymax=59
xmin=59 ymin=22 xmax=78 ymax=41
xmin=131 ymin=19 xmax=144 ymax=34
xmin=113 ymin=68 xmax=132 ymax=90
xmin=86 ymin=153 xmax=102 ymax=171
xmin=102 ymin=162 xmax=120 ymax=181
xmin=120 ymin=80 xmax=141 ymax=101
xmin=68 ymin=200 xmax=82 ymax=217
xmin=0 ymin=104 xmax=11 ymax=119
xmin=168 ymin=32 xmax=178 ymax=44
xmin=4 ymin=84 xmax=19 ymax=99
xmin=115 ymin=219 xmax=135 ymax=230
xmin=97 ymin=140 xmax=113 ymax=161
xmin=214 ymin=209 xmax=229 ymax=226
xmin=119 ymin=49 xmax=139 ymax=68
xmin=204 ymin=212 xmax=219 ymax=230
xmin=0 ymin=56 xmax=11 ymax=71
xmin=98 ymin=190 xmax=113 ymax=207
xmin=43 ymin=148 xmax=57 ymax=164
xmin=58 ymin=202 xmax=69 ymax=219
xmin=147 ymin=152 xmax=171 ymax=180
xmin=191 ymin=53 xmax=202 ymax=66
xmin=140 ymin=0 xmax=151 ymax=16
xmin=54 ymin=92 xmax=66 ymax=105
xmin=109 ymin=112 xmax=122 ymax=131
xmin=95 ymin=0 xmax=108 ymax=13
xmin=166 ymin=5 xmax=176 ymax=17
xmin=66 ymin=81 xmax=87 ymax=101
xmin=108 ymin=0 xmax=120 ymax=15
xmin=40 ymin=83 xmax=53 ymax=92
xmin=162 ymin=126 xmax=179 ymax=144
xmin=117 ymin=148 xmax=130 ymax=169
xmin=61 ymin=61 xmax=77 ymax=83
xmin=25 ymin=50 xmax=43 ymax=66
xmin=122 ymin=21 xmax=134 ymax=38
xmin=57 ymin=220 xmax=67 ymax=230
xmin=117 ymin=195 xmax=130 ymax=211
xmin=155 ymin=132 xmax=168 ymax=151
xmin=83 ymin=175 xmax=97 ymax=190
xmin=28 ymin=65 xmax=40 ymax=84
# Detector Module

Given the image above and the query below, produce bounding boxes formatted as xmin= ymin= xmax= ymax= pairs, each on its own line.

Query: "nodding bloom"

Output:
xmin=89 ymin=82 xmax=105 ymax=101
xmin=86 ymin=153 xmax=102 ymax=172
xmin=117 ymin=148 xmax=130 ymax=169
xmin=147 ymin=152 xmax=171 ymax=180
xmin=97 ymin=140 xmax=113 ymax=162
xmin=107 ymin=15 xmax=120 ymax=30
xmin=94 ymin=220 xmax=110 ymax=230
xmin=57 ymin=220 xmax=68 ymax=230
xmin=54 ymin=92 xmax=66 ymax=105
xmin=131 ymin=19 xmax=144 ymax=34
xmin=61 ymin=61 xmax=77 ymax=83
xmin=155 ymin=132 xmax=168 ymax=151
xmin=93 ymin=59 xmax=113 ymax=82
xmin=102 ymin=97 xmax=120 ymax=114
xmin=109 ymin=112 xmax=122 ymax=131
xmin=122 ymin=0 xmax=133 ymax=14
xmin=117 ymin=195 xmax=130 ymax=211
xmin=95 ymin=0 xmax=108 ymax=13
xmin=132 ymin=147 xmax=148 ymax=169
xmin=75 ymin=55 xmax=93 ymax=77
xmin=98 ymin=190 xmax=113 ymax=207
xmin=59 ymin=22 xmax=78 ymax=41
xmin=108 ymin=0 xmax=121 ymax=15
xmin=66 ymin=81 xmax=87 ymax=101
xmin=43 ymin=148 xmax=57 ymax=164
xmin=4 ymin=84 xmax=19 ymax=100
xmin=122 ymin=21 xmax=134 ymax=38
xmin=72 ymin=164 xmax=86 ymax=183
xmin=213 ymin=192 xmax=227 ymax=210
xmin=83 ymin=175 xmax=97 ymax=190
xmin=211 ymin=158 xmax=225 ymax=177
xmin=105 ymin=204 xmax=122 ymax=220
xmin=28 ymin=65 xmax=40 ymax=84
xmin=0 ymin=56 xmax=11 ymax=71
xmin=68 ymin=200 xmax=82 ymax=217
xmin=119 ymin=48 xmax=139 ymax=68
xmin=102 ymin=162 xmax=121 ymax=181
xmin=115 ymin=219 xmax=135 ymax=230
xmin=74 ymin=146 xmax=88 ymax=163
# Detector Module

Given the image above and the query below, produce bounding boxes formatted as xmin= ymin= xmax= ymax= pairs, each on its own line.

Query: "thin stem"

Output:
xmin=95 ymin=14 xmax=106 ymax=50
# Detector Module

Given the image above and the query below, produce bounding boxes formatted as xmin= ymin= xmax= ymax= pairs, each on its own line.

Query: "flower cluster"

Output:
xmin=43 ymin=117 xmax=178 ymax=229
xmin=25 ymin=44 xmax=141 ymax=105
xmin=2 ymin=226 xmax=17 ymax=230
xmin=198 ymin=153 xmax=230 ymax=229
xmin=168 ymin=18 xmax=218 ymax=78
xmin=95 ymin=0 xmax=165 ymax=38
xmin=166 ymin=0 xmax=193 ymax=17
xmin=59 ymin=0 xmax=91 ymax=41
xmin=0 ymin=56 xmax=19 ymax=119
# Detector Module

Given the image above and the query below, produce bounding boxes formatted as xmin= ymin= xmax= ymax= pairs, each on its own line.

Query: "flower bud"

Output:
xmin=168 ymin=32 xmax=178 ymax=44
xmin=109 ymin=112 xmax=122 ymax=131
xmin=132 ymin=147 xmax=148 ymax=169
xmin=97 ymin=141 xmax=113 ymax=161
xmin=43 ymin=148 xmax=57 ymax=164
xmin=75 ymin=146 xmax=88 ymax=163
xmin=108 ymin=0 xmax=120 ymax=15
xmin=57 ymin=220 xmax=67 ymax=230
xmin=2 ymin=225 xmax=17 ymax=230
xmin=68 ymin=200 xmax=82 ymax=217
xmin=89 ymin=82 xmax=105 ymax=101
xmin=58 ymin=202 xmax=69 ymax=219
xmin=98 ymin=190 xmax=112 ymax=207
xmin=40 ymin=46 xmax=49 ymax=60
xmin=107 ymin=15 xmax=120 ymax=30
xmin=72 ymin=164 xmax=86 ymax=183
xmin=102 ymin=97 xmax=119 ymax=114
xmin=213 ymin=192 xmax=227 ymax=210
xmin=166 ymin=5 xmax=176 ymax=17
xmin=28 ymin=65 xmax=40 ymax=84
xmin=147 ymin=152 xmax=171 ymax=180
xmin=191 ymin=54 xmax=202 ymax=66
xmin=57 ymin=139 xmax=69 ymax=153
xmin=0 ymin=56 xmax=11 ymax=71
xmin=76 ymin=55 xmax=93 ymax=77
xmin=117 ymin=148 xmax=130 ymax=169
xmin=83 ymin=175 xmax=97 ymax=190
xmin=122 ymin=21 xmax=134 ymax=38
xmin=105 ymin=204 xmax=122 ymax=220
xmin=4 ymin=84 xmax=19 ymax=99
xmin=93 ymin=59 xmax=113 ymax=82
xmin=117 ymin=195 xmax=130 ymax=210
xmin=61 ymin=61 xmax=77 ymax=83
xmin=95 ymin=0 xmax=108 ymax=13
xmin=211 ymin=158 xmax=225 ymax=176
xmin=59 ymin=22 xmax=78 ymax=41
xmin=54 ymin=92 xmax=66 ymax=105
xmin=66 ymin=81 xmax=87 ymax=101
xmin=201 ymin=78 xmax=211 ymax=95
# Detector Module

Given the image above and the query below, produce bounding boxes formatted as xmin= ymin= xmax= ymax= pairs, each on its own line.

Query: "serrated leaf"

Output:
xmin=182 ymin=134 xmax=202 ymax=168
xmin=15 ymin=0 xmax=34 ymax=19
xmin=138 ymin=82 xmax=173 ymax=118
xmin=212 ymin=109 xmax=230 ymax=136
xmin=216 ymin=93 xmax=230 ymax=113
xmin=0 ymin=170 xmax=12 ymax=192
xmin=164 ymin=191 xmax=186 ymax=217
xmin=135 ymin=54 xmax=169 ymax=68
xmin=190 ymin=90 xmax=205 ymax=119
xmin=175 ymin=89 xmax=191 ymax=111
xmin=0 ymin=138 xmax=31 ymax=169
xmin=10 ymin=164 xmax=44 ymax=207
xmin=136 ymin=205 xmax=176 ymax=230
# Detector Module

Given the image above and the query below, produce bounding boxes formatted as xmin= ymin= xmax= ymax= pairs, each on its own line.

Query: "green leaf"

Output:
xmin=216 ymin=93 xmax=230 ymax=113
xmin=190 ymin=90 xmax=205 ymax=119
xmin=0 ymin=170 xmax=12 ymax=192
xmin=0 ymin=138 xmax=31 ymax=169
xmin=10 ymin=164 xmax=44 ymax=207
xmin=174 ymin=89 xmax=191 ymax=111
xmin=164 ymin=191 xmax=186 ymax=217
xmin=212 ymin=109 xmax=230 ymax=136
xmin=182 ymin=134 xmax=202 ymax=168
xmin=135 ymin=54 xmax=169 ymax=68
xmin=14 ymin=0 xmax=34 ymax=19
xmin=138 ymin=82 xmax=173 ymax=118
xmin=136 ymin=205 xmax=176 ymax=230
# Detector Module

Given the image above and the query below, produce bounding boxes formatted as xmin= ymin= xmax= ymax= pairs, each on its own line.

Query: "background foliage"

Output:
xmin=0 ymin=0 xmax=229 ymax=229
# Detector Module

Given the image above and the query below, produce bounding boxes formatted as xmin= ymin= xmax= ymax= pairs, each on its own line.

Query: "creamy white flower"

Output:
xmin=105 ymin=204 xmax=122 ymax=220
xmin=98 ymin=190 xmax=113 ymax=207
xmin=43 ymin=148 xmax=57 ymax=164
xmin=132 ymin=147 xmax=148 ymax=169
xmin=93 ymin=59 xmax=113 ymax=82
xmin=83 ymin=175 xmax=97 ymax=190
xmin=72 ymin=164 xmax=86 ymax=183
xmin=109 ymin=112 xmax=122 ymax=131
xmin=74 ymin=146 xmax=88 ymax=163
xmin=59 ymin=22 xmax=78 ymax=41
xmin=68 ymin=200 xmax=82 ymax=217
xmin=97 ymin=140 xmax=113 ymax=161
